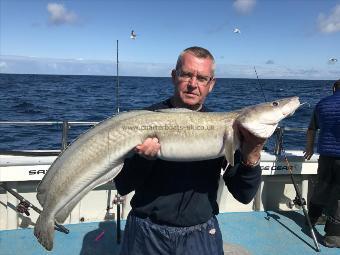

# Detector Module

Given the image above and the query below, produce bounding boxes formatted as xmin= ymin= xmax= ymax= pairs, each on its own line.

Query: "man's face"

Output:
xmin=172 ymin=52 xmax=215 ymax=109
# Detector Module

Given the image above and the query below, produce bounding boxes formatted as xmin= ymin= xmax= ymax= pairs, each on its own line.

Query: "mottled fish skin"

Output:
xmin=34 ymin=97 xmax=300 ymax=250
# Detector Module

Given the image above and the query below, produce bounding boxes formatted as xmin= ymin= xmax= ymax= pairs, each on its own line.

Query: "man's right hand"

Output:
xmin=303 ymin=147 xmax=314 ymax=160
xmin=304 ymin=129 xmax=315 ymax=160
xmin=134 ymin=137 xmax=161 ymax=160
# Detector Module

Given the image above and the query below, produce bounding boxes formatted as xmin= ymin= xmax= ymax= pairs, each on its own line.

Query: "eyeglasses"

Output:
xmin=176 ymin=69 xmax=213 ymax=87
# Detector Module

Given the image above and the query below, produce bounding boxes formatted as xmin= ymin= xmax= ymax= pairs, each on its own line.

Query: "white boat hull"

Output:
xmin=0 ymin=150 xmax=320 ymax=230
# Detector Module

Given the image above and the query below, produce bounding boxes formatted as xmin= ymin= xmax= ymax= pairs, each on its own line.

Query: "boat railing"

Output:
xmin=0 ymin=121 xmax=308 ymax=156
xmin=273 ymin=126 xmax=308 ymax=155
xmin=0 ymin=121 xmax=98 ymax=154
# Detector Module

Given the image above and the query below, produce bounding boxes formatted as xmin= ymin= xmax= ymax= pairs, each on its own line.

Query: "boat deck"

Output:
xmin=0 ymin=210 xmax=337 ymax=255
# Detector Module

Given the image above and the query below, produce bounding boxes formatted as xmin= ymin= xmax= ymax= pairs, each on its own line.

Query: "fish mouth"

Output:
xmin=286 ymin=102 xmax=311 ymax=117
xmin=285 ymin=101 xmax=308 ymax=117
xmin=282 ymin=97 xmax=300 ymax=117
xmin=286 ymin=110 xmax=296 ymax=117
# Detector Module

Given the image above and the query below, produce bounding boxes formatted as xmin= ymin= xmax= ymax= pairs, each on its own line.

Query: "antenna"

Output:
xmin=115 ymin=40 xmax=120 ymax=114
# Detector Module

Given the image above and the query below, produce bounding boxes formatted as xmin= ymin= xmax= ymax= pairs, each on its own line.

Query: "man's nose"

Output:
xmin=188 ymin=76 xmax=198 ymax=87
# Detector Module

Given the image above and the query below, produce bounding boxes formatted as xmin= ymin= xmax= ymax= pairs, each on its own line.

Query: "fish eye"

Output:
xmin=272 ymin=101 xmax=279 ymax=107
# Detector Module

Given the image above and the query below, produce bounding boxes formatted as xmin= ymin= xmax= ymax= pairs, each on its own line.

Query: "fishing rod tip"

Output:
xmin=300 ymin=102 xmax=311 ymax=108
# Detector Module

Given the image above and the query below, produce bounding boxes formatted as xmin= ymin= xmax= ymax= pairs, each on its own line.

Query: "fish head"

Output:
xmin=236 ymin=97 xmax=300 ymax=139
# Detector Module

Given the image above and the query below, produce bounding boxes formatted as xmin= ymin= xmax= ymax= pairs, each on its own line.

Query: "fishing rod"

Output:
xmin=114 ymin=39 xmax=123 ymax=244
xmin=105 ymin=39 xmax=123 ymax=244
xmin=253 ymin=66 xmax=320 ymax=252
xmin=0 ymin=182 xmax=69 ymax=234
xmin=282 ymin=153 xmax=320 ymax=252
xmin=116 ymin=39 xmax=120 ymax=114
xmin=253 ymin=66 xmax=267 ymax=102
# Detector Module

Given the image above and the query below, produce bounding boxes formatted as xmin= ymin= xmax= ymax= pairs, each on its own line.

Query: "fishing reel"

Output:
xmin=113 ymin=194 xmax=125 ymax=205
xmin=16 ymin=201 xmax=30 ymax=216
xmin=288 ymin=195 xmax=306 ymax=209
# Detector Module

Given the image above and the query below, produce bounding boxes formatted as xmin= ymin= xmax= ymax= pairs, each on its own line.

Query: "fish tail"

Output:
xmin=34 ymin=213 xmax=55 ymax=251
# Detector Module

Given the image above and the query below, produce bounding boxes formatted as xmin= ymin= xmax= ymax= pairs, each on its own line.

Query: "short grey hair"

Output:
xmin=175 ymin=46 xmax=215 ymax=76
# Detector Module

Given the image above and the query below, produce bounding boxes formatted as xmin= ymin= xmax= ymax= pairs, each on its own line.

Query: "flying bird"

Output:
xmin=130 ymin=30 xmax=137 ymax=39
xmin=328 ymin=58 xmax=338 ymax=63
xmin=233 ymin=28 xmax=241 ymax=34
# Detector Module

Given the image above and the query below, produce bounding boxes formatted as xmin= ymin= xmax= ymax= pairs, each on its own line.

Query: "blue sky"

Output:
xmin=0 ymin=0 xmax=339 ymax=79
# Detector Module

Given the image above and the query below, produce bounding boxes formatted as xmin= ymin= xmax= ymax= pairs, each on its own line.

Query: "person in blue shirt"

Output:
xmin=304 ymin=80 xmax=340 ymax=248
xmin=115 ymin=46 xmax=265 ymax=255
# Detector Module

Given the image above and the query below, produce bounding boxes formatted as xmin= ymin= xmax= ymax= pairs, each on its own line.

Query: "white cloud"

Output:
xmin=47 ymin=3 xmax=77 ymax=25
xmin=233 ymin=0 xmax=256 ymax=14
xmin=0 ymin=61 xmax=8 ymax=70
xmin=0 ymin=55 xmax=338 ymax=80
xmin=215 ymin=63 xmax=338 ymax=80
xmin=0 ymin=55 xmax=172 ymax=77
xmin=317 ymin=4 xmax=340 ymax=34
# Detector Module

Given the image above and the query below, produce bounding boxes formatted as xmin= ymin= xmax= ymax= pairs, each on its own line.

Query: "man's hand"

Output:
xmin=135 ymin=137 xmax=161 ymax=160
xmin=303 ymin=129 xmax=315 ymax=160
xmin=303 ymin=147 xmax=314 ymax=160
xmin=238 ymin=125 xmax=266 ymax=166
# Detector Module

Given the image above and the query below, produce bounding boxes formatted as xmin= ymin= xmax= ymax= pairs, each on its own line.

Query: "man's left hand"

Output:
xmin=238 ymin=125 xmax=266 ymax=166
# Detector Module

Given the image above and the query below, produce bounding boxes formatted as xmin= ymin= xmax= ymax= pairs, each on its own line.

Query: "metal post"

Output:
xmin=113 ymin=194 xmax=124 ymax=244
xmin=274 ymin=127 xmax=284 ymax=155
xmin=61 ymin=121 xmax=69 ymax=151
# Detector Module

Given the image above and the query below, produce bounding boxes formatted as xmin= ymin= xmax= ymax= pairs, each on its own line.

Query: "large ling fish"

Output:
xmin=34 ymin=97 xmax=300 ymax=250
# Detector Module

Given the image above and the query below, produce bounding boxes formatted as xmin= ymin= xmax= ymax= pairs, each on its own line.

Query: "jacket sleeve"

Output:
xmin=114 ymin=154 xmax=154 ymax=196
xmin=223 ymin=150 xmax=262 ymax=204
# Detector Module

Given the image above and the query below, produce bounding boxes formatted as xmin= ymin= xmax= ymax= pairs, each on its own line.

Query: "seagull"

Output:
xmin=233 ymin=28 xmax=241 ymax=34
xmin=130 ymin=30 xmax=137 ymax=40
xmin=329 ymin=58 xmax=338 ymax=63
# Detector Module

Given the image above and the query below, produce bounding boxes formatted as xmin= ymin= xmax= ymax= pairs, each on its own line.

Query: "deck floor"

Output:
xmin=0 ymin=211 xmax=338 ymax=255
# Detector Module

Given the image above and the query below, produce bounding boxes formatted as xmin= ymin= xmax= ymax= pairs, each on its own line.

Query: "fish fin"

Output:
xmin=224 ymin=126 xmax=240 ymax=166
xmin=34 ymin=214 xmax=55 ymax=251
xmin=55 ymin=163 xmax=124 ymax=223
xmin=155 ymin=108 xmax=193 ymax=113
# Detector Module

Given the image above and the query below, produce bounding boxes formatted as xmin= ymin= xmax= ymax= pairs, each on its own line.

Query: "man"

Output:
xmin=304 ymin=80 xmax=340 ymax=248
xmin=115 ymin=46 xmax=265 ymax=255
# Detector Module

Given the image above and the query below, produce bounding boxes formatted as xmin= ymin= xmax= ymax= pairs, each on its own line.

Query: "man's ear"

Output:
xmin=208 ymin=78 xmax=216 ymax=93
xmin=171 ymin=69 xmax=176 ymax=83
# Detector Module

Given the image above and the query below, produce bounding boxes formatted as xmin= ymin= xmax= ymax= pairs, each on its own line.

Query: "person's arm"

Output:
xmin=304 ymin=129 xmax=316 ymax=160
xmin=223 ymin=151 xmax=262 ymax=204
xmin=304 ymin=110 xmax=318 ymax=160
xmin=114 ymin=138 xmax=160 ymax=195
xmin=223 ymin=124 xmax=265 ymax=204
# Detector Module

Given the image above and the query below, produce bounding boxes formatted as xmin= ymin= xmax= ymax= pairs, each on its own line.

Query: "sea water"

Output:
xmin=0 ymin=73 xmax=334 ymax=151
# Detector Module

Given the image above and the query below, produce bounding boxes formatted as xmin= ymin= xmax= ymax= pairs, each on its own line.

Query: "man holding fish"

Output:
xmin=115 ymin=46 xmax=265 ymax=255
xmin=34 ymin=46 xmax=300 ymax=252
